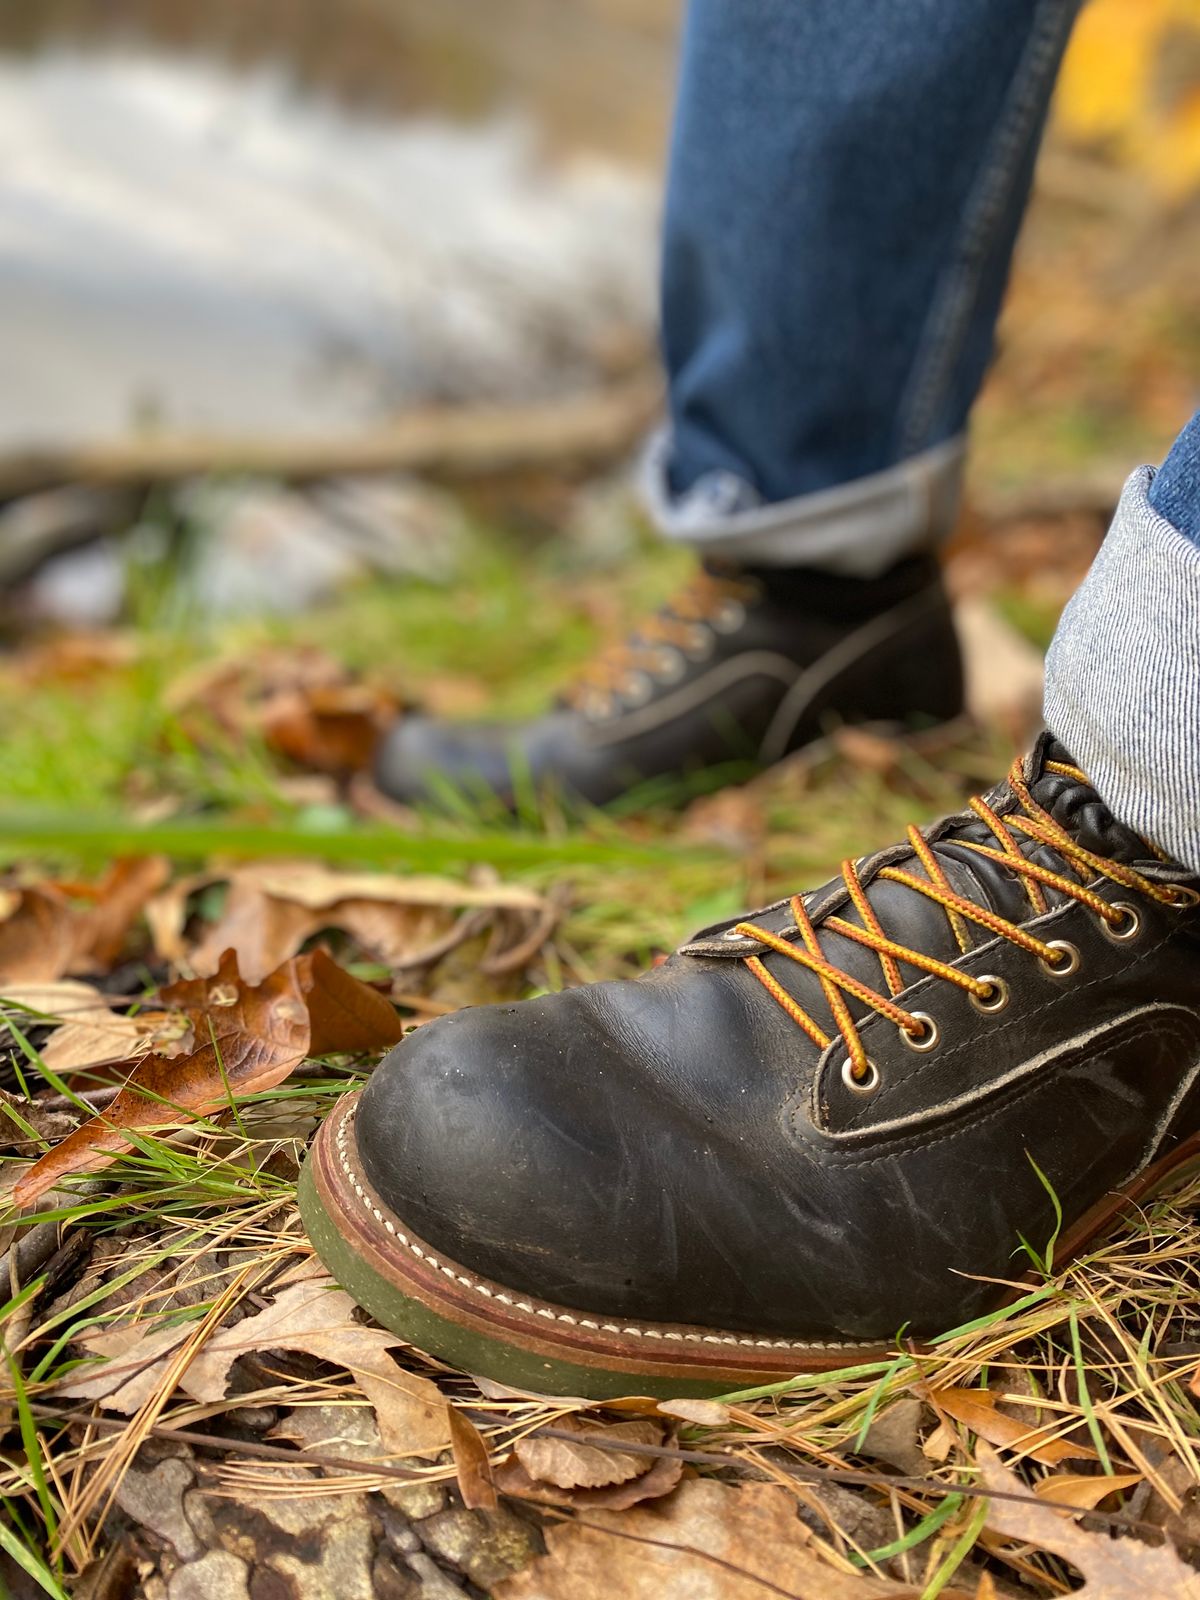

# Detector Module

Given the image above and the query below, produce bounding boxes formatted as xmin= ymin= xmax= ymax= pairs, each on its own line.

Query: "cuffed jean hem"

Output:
xmin=637 ymin=432 xmax=967 ymax=576
xmin=1044 ymin=465 xmax=1200 ymax=874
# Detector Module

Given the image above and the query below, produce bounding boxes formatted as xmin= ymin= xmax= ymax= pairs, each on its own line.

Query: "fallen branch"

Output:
xmin=0 ymin=375 xmax=662 ymax=500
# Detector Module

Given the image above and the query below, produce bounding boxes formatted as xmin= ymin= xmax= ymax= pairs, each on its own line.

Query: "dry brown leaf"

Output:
xmin=859 ymin=1398 xmax=930 ymax=1477
xmin=449 ymin=1404 xmax=499 ymax=1511
xmin=923 ymin=1386 xmax=1098 ymax=1466
xmin=514 ymin=1416 xmax=661 ymax=1491
xmin=9 ymin=949 xmax=400 ymax=1207
xmin=496 ymin=1477 xmax=974 ymax=1600
xmin=0 ymin=860 xmax=166 ymax=988
xmin=0 ymin=977 xmax=185 ymax=1079
xmin=55 ymin=1319 xmax=201 ymax=1414
xmin=149 ymin=861 xmax=553 ymax=984
xmin=0 ymin=1086 xmax=78 ymax=1153
xmin=496 ymin=1447 xmax=684 ymax=1514
xmin=258 ymin=680 xmax=398 ymax=775
xmin=979 ymin=1444 xmax=1200 ymax=1597
xmin=6 ymin=631 xmax=139 ymax=688
xmin=182 ymin=1277 xmax=449 ymax=1458
xmin=65 ymin=856 xmax=170 ymax=972
xmin=164 ymin=644 xmax=399 ymax=777
xmin=143 ymin=870 xmax=223 ymax=967
xmin=657 ymin=1398 xmax=732 ymax=1428
xmin=1034 ymin=1471 xmax=1144 ymax=1510
xmin=184 ymin=883 xmax=323 ymax=985
xmin=0 ymin=886 xmax=77 ymax=983
xmin=292 ymin=947 xmax=403 ymax=1056
xmin=40 ymin=1008 xmax=186 ymax=1079
xmin=0 ymin=978 xmax=115 ymax=1021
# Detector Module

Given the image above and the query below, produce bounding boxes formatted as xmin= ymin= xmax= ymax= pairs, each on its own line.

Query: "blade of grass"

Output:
xmin=0 ymin=1516 xmax=69 ymax=1600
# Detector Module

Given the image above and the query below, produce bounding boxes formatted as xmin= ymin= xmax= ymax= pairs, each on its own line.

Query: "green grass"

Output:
xmin=0 ymin=510 xmax=1006 ymax=980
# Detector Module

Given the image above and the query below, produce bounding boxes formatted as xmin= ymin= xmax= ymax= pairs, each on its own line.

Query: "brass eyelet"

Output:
xmin=711 ymin=599 xmax=747 ymax=635
xmin=1165 ymin=884 xmax=1200 ymax=909
xmin=653 ymin=648 xmax=686 ymax=684
xmin=684 ymin=625 xmax=715 ymax=661
xmin=1100 ymin=901 xmax=1142 ymax=943
xmin=620 ymin=672 xmax=653 ymax=708
xmin=841 ymin=1057 xmax=881 ymax=1096
xmin=899 ymin=1011 xmax=939 ymax=1052
xmin=970 ymin=976 xmax=1010 ymax=1014
xmin=1039 ymin=939 xmax=1081 ymax=978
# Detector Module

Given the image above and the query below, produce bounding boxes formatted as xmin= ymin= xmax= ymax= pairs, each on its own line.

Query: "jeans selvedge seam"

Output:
xmin=895 ymin=0 xmax=1082 ymax=460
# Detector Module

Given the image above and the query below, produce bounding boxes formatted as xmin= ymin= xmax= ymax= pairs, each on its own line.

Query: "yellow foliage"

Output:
xmin=1055 ymin=0 xmax=1200 ymax=195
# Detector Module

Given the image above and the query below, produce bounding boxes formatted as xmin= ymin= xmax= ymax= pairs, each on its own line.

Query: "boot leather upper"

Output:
xmin=355 ymin=736 xmax=1200 ymax=1341
xmin=374 ymin=556 xmax=963 ymax=807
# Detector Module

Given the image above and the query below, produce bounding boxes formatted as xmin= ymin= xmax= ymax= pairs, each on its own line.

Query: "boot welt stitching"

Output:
xmin=329 ymin=1099 xmax=873 ymax=1354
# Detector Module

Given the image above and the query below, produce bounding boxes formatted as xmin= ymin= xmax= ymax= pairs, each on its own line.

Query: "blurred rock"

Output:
xmin=955 ymin=597 xmax=1046 ymax=747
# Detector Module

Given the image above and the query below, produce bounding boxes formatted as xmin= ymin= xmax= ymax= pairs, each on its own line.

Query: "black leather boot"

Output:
xmin=301 ymin=735 xmax=1200 ymax=1397
xmin=374 ymin=554 xmax=964 ymax=807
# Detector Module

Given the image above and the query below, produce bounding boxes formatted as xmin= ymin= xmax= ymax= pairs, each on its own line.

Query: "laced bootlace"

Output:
xmin=735 ymin=758 xmax=1199 ymax=1087
xmin=564 ymin=569 xmax=759 ymax=715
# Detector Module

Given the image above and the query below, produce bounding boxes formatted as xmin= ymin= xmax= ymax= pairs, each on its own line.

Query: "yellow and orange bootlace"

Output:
xmin=736 ymin=758 xmax=1198 ymax=1082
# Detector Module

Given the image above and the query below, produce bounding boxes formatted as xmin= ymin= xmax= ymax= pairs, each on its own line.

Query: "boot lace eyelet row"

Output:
xmin=566 ymin=569 xmax=759 ymax=718
xmin=734 ymin=756 xmax=1196 ymax=1086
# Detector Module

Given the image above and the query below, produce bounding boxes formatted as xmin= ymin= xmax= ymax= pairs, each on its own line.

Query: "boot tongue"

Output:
xmin=1025 ymin=736 xmax=1149 ymax=865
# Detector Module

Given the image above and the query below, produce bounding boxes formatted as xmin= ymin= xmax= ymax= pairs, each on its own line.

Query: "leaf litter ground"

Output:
xmin=2 ymin=161 xmax=1200 ymax=1592
xmin=3 ymin=704 xmax=1200 ymax=1600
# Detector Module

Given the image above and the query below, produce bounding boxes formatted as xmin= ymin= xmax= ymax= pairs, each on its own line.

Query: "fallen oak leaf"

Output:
xmin=159 ymin=861 xmax=554 ymax=984
xmin=57 ymin=1276 xmax=450 ymax=1458
xmin=293 ymin=948 xmax=404 ymax=1056
xmin=9 ymin=948 xmax=400 ymax=1207
xmin=0 ymin=885 xmax=77 ymax=983
xmin=495 ymin=1476 xmax=975 ymax=1600
xmin=496 ymin=1417 xmax=684 ymax=1512
xmin=8 ymin=950 xmax=308 ymax=1207
xmin=657 ymin=1398 xmax=732 ymax=1428
xmin=0 ymin=1086 xmax=78 ymax=1153
xmin=179 ymin=1276 xmax=449 ymax=1457
xmin=495 ymin=1448 xmax=684 ymax=1514
xmin=163 ymin=644 xmax=399 ymax=777
xmin=921 ymin=1385 xmax=1098 ymax=1466
xmin=39 ymin=1007 xmax=188 ymax=1080
xmin=258 ymin=679 xmax=399 ymax=775
xmin=63 ymin=856 xmax=170 ymax=972
xmin=54 ymin=1317 xmax=203 ymax=1414
xmin=449 ymin=1403 xmax=499 ymax=1511
xmin=978 ymin=1443 xmax=1200 ymax=1597
xmin=0 ymin=976 xmax=185 ymax=1079
xmin=1032 ymin=1471 xmax=1144 ymax=1510
xmin=514 ymin=1416 xmax=661 ymax=1490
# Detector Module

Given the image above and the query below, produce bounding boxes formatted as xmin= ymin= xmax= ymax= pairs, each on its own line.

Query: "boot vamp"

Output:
xmin=355 ymin=894 xmax=1200 ymax=1342
xmin=355 ymin=959 xmax=810 ymax=1329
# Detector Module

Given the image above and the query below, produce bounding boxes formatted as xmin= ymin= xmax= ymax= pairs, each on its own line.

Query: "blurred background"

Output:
xmin=0 ymin=0 xmax=1196 ymax=840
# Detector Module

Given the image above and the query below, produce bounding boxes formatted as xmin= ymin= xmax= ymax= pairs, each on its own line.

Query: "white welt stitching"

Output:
xmin=330 ymin=1100 xmax=869 ymax=1355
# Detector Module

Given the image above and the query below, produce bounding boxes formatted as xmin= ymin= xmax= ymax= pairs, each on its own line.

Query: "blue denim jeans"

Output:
xmin=642 ymin=0 xmax=1082 ymax=574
